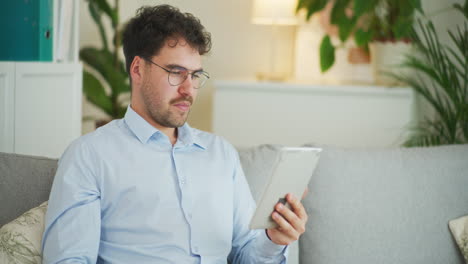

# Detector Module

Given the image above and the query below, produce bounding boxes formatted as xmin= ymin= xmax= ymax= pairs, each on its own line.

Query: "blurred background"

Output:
xmin=80 ymin=0 xmax=464 ymax=134
xmin=1 ymin=0 xmax=466 ymax=158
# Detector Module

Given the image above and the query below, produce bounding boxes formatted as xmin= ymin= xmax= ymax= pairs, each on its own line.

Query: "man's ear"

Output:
xmin=130 ymin=56 xmax=145 ymax=87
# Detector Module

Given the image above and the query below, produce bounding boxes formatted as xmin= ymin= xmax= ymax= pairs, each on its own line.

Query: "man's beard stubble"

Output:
xmin=145 ymin=96 xmax=193 ymax=129
xmin=141 ymin=76 xmax=194 ymax=128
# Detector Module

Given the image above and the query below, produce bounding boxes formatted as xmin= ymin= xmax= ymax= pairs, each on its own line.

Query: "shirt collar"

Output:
xmin=124 ymin=105 xmax=206 ymax=150
xmin=177 ymin=123 xmax=206 ymax=150
xmin=124 ymin=105 xmax=158 ymax=144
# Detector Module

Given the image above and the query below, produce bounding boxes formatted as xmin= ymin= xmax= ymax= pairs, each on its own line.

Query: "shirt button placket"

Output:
xmin=173 ymin=148 xmax=193 ymax=224
xmin=173 ymin=148 xmax=185 ymax=188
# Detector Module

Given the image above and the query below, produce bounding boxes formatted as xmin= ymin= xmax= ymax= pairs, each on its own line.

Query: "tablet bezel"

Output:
xmin=249 ymin=147 xmax=322 ymax=229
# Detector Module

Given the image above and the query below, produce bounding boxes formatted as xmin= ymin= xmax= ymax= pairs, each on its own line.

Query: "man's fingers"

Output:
xmin=275 ymin=202 xmax=300 ymax=229
xmin=271 ymin=212 xmax=299 ymax=241
xmin=286 ymin=193 xmax=308 ymax=220
xmin=274 ymin=195 xmax=307 ymax=233
xmin=267 ymin=193 xmax=310 ymax=245
xmin=301 ymin=188 xmax=309 ymax=200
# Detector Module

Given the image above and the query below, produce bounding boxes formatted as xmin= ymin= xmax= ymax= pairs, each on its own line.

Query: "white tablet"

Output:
xmin=249 ymin=147 xmax=322 ymax=229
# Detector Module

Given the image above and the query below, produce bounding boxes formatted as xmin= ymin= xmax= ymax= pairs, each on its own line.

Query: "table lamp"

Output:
xmin=251 ymin=0 xmax=298 ymax=81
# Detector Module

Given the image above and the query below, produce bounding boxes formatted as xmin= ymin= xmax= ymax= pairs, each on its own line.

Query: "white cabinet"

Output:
xmin=0 ymin=63 xmax=15 ymax=153
xmin=0 ymin=0 xmax=82 ymax=158
xmin=213 ymin=80 xmax=415 ymax=148
xmin=0 ymin=62 xmax=82 ymax=158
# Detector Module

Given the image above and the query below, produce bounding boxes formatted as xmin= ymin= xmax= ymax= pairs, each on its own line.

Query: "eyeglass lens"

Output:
xmin=168 ymin=71 xmax=208 ymax=88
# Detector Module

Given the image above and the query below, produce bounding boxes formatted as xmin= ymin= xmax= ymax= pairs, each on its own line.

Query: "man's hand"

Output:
xmin=266 ymin=189 xmax=308 ymax=245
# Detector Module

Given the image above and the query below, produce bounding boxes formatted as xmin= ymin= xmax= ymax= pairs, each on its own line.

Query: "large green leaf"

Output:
xmin=296 ymin=0 xmax=308 ymax=12
xmin=330 ymin=0 xmax=351 ymax=25
xmin=320 ymin=35 xmax=335 ymax=72
xmin=93 ymin=0 xmax=118 ymax=27
xmin=354 ymin=28 xmax=373 ymax=47
xmin=395 ymin=0 xmax=418 ymax=17
xmin=87 ymin=1 xmax=101 ymax=28
xmin=353 ymin=0 xmax=378 ymax=18
xmin=329 ymin=0 xmax=356 ymax=42
xmin=303 ymin=0 xmax=328 ymax=21
xmin=393 ymin=16 xmax=414 ymax=39
xmin=88 ymin=1 xmax=109 ymax=51
xmin=113 ymin=26 xmax=123 ymax=51
xmin=338 ymin=16 xmax=356 ymax=42
xmin=83 ymin=71 xmax=113 ymax=116
xmin=80 ymin=47 xmax=129 ymax=96
xmin=409 ymin=0 xmax=423 ymax=13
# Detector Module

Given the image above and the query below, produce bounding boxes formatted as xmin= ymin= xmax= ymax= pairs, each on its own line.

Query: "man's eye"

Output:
xmin=192 ymin=72 xmax=201 ymax=79
xmin=170 ymin=71 xmax=184 ymax=75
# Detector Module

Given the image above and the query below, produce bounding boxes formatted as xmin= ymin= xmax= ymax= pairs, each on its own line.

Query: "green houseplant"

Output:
xmin=81 ymin=0 xmax=129 ymax=124
xmin=296 ymin=0 xmax=422 ymax=72
xmin=391 ymin=1 xmax=468 ymax=147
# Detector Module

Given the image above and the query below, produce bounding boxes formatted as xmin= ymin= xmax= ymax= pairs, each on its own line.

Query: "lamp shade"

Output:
xmin=252 ymin=0 xmax=298 ymax=25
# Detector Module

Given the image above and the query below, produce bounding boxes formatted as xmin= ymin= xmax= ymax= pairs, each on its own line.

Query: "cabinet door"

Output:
xmin=14 ymin=62 xmax=82 ymax=158
xmin=0 ymin=63 xmax=15 ymax=153
xmin=214 ymin=81 xmax=414 ymax=148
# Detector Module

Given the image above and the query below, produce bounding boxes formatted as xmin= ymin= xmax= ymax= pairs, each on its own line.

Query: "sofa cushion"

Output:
xmin=0 ymin=201 xmax=47 ymax=264
xmin=300 ymin=144 xmax=468 ymax=264
xmin=449 ymin=215 xmax=468 ymax=262
xmin=0 ymin=152 xmax=57 ymax=226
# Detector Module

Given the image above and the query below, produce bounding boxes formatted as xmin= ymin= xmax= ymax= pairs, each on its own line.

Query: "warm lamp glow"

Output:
xmin=252 ymin=0 xmax=298 ymax=25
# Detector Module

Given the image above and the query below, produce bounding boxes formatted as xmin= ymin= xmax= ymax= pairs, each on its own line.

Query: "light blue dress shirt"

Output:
xmin=42 ymin=106 xmax=287 ymax=264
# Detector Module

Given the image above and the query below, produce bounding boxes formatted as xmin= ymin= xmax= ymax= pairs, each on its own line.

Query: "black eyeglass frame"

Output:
xmin=143 ymin=57 xmax=210 ymax=89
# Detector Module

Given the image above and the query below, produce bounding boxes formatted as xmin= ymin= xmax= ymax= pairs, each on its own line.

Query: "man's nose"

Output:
xmin=178 ymin=75 xmax=195 ymax=96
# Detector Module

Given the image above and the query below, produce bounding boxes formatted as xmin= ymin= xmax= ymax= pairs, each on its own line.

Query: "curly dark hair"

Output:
xmin=122 ymin=5 xmax=212 ymax=76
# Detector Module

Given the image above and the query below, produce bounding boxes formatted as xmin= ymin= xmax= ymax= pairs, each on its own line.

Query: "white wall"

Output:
xmin=423 ymin=0 xmax=465 ymax=44
xmin=80 ymin=0 xmax=296 ymax=134
xmin=80 ymin=0 xmax=464 ymax=134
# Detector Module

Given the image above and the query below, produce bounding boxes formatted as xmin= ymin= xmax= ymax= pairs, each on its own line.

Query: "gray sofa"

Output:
xmin=1 ymin=144 xmax=468 ymax=263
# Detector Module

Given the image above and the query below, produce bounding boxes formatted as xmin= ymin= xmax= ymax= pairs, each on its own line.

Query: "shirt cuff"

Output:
xmin=255 ymin=229 xmax=288 ymax=258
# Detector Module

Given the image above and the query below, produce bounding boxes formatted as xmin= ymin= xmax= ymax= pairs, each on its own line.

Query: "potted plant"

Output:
xmin=391 ymin=1 xmax=467 ymax=146
xmin=296 ymin=0 xmax=422 ymax=83
xmin=81 ymin=0 xmax=129 ymax=127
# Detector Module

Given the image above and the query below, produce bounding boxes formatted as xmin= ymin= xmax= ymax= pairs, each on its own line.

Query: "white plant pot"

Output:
xmin=370 ymin=41 xmax=413 ymax=86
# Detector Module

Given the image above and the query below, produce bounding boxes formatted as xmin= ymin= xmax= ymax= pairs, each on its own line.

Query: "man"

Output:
xmin=42 ymin=5 xmax=308 ymax=263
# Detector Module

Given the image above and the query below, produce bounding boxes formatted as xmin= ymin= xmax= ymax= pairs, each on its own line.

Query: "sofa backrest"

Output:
xmin=300 ymin=144 xmax=468 ymax=264
xmin=2 ymin=144 xmax=467 ymax=264
xmin=0 ymin=152 xmax=58 ymax=226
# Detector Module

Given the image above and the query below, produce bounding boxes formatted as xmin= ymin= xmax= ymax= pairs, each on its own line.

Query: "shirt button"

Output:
xmin=193 ymin=246 xmax=199 ymax=253
xmin=180 ymin=179 xmax=186 ymax=185
xmin=188 ymin=213 xmax=192 ymax=219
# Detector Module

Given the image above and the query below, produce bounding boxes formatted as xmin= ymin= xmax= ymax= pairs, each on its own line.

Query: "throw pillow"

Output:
xmin=0 ymin=201 xmax=48 ymax=264
xmin=449 ymin=215 xmax=468 ymax=263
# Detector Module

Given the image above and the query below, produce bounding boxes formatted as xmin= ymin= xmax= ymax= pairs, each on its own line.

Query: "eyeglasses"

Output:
xmin=143 ymin=58 xmax=210 ymax=89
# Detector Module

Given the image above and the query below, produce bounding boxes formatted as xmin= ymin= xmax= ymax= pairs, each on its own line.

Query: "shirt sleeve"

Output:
xmin=41 ymin=139 xmax=101 ymax=264
xmin=227 ymin=145 xmax=288 ymax=264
